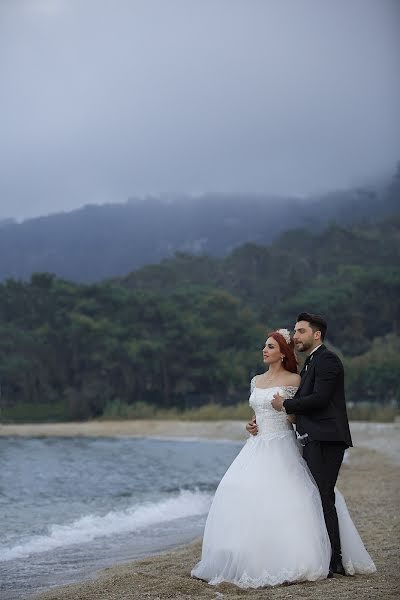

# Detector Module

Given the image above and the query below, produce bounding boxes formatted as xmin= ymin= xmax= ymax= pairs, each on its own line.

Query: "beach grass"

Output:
xmin=1 ymin=398 xmax=398 ymax=426
xmin=101 ymin=399 xmax=399 ymax=423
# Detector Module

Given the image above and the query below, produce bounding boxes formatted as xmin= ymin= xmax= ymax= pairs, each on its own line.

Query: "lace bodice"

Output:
xmin=249 ymin=378 xmax=298 ymax=437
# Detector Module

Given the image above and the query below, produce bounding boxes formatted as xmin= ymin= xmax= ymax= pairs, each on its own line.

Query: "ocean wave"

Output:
xmin=0 ymin=489 xmax=212 ymax=562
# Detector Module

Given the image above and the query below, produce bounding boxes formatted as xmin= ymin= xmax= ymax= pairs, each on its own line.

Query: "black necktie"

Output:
xmin=301 ymin=355 xmax=312 ymax=377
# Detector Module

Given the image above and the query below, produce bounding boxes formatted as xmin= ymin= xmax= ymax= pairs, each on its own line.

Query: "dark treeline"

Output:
xmin=0 ymin=215 xmax=399 ymax=422
xmin=0 ymin=281 xmax=264 ymax=420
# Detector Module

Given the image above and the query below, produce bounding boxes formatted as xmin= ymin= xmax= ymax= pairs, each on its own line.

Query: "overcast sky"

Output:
xmin=0 ymin=0 xmax=399 ymax=221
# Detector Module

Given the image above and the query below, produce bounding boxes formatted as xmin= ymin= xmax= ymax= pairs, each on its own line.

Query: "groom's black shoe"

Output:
xmin=330 ymin=559 xmax=346 ymax=576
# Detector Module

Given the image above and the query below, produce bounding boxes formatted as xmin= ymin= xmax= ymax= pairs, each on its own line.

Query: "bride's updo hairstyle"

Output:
xmin=267 ymin=330 xmax=298 ymax=374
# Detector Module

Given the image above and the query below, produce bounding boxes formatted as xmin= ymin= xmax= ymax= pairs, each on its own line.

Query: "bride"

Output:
xmin=191 ymin=329 xmax=376 ymax=588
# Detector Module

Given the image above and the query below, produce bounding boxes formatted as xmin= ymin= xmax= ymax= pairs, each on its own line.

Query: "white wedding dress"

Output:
xmin=191 ymin=384 xmax=376 ymax=588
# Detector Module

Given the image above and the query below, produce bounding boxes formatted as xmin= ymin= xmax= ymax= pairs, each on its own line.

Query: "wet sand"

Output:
xmin=6 ymin=420 xmax=398 ymax=599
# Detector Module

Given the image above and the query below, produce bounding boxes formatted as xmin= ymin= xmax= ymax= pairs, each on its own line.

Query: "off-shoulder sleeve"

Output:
xmin=250 ymin=376 xmax=256 ymax=394
xmin=281 ymin=385 xmax=298 ymax=399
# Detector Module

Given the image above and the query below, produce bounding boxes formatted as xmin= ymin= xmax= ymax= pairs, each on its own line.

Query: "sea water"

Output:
xmin=0 ymin=436 xmax=243 ymax=599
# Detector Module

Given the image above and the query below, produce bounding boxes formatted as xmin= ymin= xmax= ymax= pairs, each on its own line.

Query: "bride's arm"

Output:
xmin=281 ymin=378 xmax=300 ymax=423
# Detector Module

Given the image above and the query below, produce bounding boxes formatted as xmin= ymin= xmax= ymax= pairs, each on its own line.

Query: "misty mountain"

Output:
xmin=0 ymin=170 xmax=398 ymax=283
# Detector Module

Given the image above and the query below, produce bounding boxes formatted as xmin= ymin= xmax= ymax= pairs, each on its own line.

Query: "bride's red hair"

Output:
xmin=267 ymin=331 xmax=298 ymax=374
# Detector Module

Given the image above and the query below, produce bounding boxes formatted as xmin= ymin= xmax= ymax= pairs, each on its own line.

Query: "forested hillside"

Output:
xmin=119 ymin=215 xmax=400 ymax=355
xmin=0 ymin=215 xmax=399 ymax=422
xmin=0 ymin=165 xmax=398 ymax=283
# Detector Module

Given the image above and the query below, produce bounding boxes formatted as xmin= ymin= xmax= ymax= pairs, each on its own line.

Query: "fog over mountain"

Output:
xmin=0 ymin=168 xmax=398 ymax=283
xmin=0 ymin=0 xmax=399 ymax=221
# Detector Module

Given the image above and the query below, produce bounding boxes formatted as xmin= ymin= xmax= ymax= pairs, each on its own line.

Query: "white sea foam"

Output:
xmin=0 ymin=489 xmax=212 ymax=562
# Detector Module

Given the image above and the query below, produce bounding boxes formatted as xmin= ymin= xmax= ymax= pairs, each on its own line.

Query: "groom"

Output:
xmin=247 ymin=312 xmax=352 ymax=577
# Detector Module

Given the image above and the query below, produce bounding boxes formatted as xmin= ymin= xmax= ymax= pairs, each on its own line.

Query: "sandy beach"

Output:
xmin=3 ymin=419 xmax=398 ymax=599
xmin=0 ymin=419 xmax=246 ymax=441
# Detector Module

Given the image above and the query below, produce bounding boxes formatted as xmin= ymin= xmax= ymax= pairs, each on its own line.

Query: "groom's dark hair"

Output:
xmin=297 ymin=312 xmax=327 ymax=340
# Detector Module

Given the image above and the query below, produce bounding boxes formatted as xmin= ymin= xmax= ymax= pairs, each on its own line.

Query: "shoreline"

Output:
xmin=0 ymin=419 xmax=246 ymax=440
xmin=4 ymin=420 xmax=399 ymax=599
xmin=2 ymin=419 xmax=400 ymax=465
xmin=29 ymin=442 xmax=400 ymax=600
xmin=1 ymin=418 xmax=399 ymax=441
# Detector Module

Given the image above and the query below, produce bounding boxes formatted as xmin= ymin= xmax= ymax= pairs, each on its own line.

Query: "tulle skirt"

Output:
xmin=191 ymin=431 xmax=376 ymax=588
xmin=335 ymin=488 xmax=376 ymax=576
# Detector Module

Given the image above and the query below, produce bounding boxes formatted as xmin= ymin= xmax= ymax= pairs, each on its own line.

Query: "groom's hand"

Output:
xmin=271 ymin=392 xmax=284 ymax=412
xmin=246 ymin=416 xmax=258 ymax=436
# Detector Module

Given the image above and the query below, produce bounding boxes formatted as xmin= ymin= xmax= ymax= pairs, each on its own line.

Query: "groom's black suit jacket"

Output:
xmin=284 ymin=345 xmax=353 ymax=447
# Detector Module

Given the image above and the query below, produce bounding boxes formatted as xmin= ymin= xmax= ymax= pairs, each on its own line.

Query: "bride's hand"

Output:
xmin=246 ymin=416 xmax=258 ymax=436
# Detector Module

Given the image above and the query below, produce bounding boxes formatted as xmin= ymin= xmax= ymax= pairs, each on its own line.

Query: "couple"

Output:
xmin=191 ymin=312 xmax=376 ymax=588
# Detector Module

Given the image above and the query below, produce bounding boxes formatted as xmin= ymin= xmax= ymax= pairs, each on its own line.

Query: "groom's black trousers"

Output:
xmin=302 ymin=440 xmax=346 ymax=564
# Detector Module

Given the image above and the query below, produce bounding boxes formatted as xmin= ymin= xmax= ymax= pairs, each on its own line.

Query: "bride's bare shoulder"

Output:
xmin=283 ymin=373 xmax=301 ymax=387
